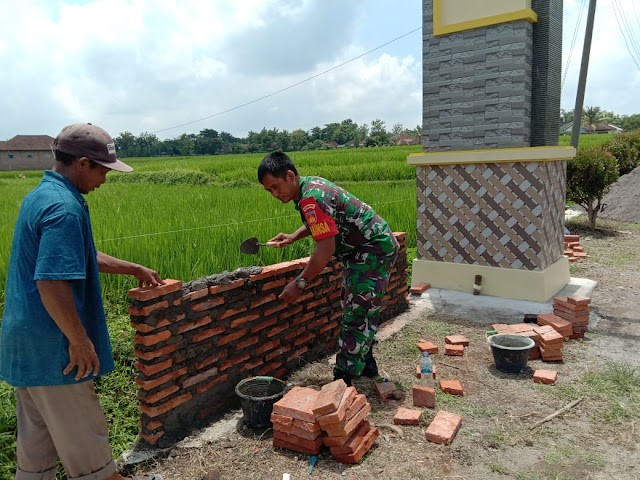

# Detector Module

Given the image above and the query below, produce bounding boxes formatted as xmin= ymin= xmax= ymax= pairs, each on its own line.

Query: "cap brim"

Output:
xmin=93 ymin=158 xmax=133 ymax=173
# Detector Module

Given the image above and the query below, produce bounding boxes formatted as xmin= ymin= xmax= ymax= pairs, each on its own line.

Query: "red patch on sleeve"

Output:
xmin=300 ymin=197 xmax=338 ymax=240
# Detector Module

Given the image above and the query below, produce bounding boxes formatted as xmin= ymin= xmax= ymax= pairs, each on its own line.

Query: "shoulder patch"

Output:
xmin=299 ymin=197 xmax=338 ymax=240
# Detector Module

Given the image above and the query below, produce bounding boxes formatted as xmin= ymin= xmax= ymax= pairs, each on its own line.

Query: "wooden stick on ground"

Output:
xmin=529 ymin=398 xmax=583 ymax=430
xmin=439 ymin=361 xmax=461 ymax=370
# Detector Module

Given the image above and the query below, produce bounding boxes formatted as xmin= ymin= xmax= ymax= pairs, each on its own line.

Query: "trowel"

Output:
xmin=239 ymin=237 xmax=278 ymax=255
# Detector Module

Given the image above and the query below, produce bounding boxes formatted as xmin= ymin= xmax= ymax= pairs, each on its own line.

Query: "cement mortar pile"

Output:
xmin=598 ymin=166 xmax=640 ymax=224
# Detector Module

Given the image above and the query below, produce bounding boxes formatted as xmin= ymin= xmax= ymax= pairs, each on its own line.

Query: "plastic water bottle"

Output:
xmin=419 ymin=352 xmax=434 ymax=387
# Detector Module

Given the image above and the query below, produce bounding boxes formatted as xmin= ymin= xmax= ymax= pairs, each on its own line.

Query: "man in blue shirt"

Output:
xmin=0 ymin=123 xmax=163 ymax=480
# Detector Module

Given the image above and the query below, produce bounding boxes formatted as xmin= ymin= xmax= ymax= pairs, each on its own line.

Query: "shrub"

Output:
xmin=601 ymin=133 xmax=639 ymax=175
xmin=566 ymin=146 xmax=619 ymax=230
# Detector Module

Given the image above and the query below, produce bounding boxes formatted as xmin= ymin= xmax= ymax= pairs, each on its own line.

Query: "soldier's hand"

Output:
xmin=279 ymin=280 xmax=302 ymax=303
xmin=269 ymin=233 xmax=294 ymax=248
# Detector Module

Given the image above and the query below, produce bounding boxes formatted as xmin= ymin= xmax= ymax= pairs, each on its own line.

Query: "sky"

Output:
xmin=1 ymin=0 xmax=639 ymax=141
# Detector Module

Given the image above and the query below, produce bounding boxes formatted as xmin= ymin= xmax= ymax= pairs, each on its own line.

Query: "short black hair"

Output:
xmin=54 ymin=150 xmax=100 ymax=168
xmin=258 ymin=151 xmax=298 ymax=183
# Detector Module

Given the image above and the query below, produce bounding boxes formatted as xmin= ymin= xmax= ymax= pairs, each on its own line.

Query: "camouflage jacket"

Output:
xmin=294 ymin=176 xmax=395 ymax=257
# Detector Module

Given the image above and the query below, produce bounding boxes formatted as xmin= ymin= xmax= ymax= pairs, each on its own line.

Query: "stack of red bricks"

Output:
xmin=553 ymin=295 xmax=590 ymax=339
xmin=272 ymin=380 xmax=378 ymax=463
xmin=563 ymin=234 xmax=588 ymax=263
xmin=535 ymin=324 xmax=564 ymax=361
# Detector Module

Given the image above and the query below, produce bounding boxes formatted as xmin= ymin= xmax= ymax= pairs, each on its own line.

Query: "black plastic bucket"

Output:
xmin=235 ymin=376 xmax=286 ymax=429
xmin=488 ymin=334 xmax=535 ymax=374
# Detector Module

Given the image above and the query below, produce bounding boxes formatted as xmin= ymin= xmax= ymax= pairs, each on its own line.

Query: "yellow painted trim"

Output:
xmin=433 ymin=2 xmax=538 ymax=36
xmin=412 ymin=257 xmax=569 ymax=302
xmin=407 ymin=146 xmax=576 ymax=166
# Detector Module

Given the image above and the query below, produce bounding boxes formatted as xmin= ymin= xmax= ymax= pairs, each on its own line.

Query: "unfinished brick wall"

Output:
xmin=128 ymin=232 xmax=408 ymax=447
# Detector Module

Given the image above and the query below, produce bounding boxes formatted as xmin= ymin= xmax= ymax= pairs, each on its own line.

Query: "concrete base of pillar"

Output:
xmin=411 ymin=256 xmax=570 ymax=302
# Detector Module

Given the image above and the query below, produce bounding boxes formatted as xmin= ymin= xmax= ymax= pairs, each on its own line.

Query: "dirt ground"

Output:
xmin=134 ymin=216 xmax=640 ymax=480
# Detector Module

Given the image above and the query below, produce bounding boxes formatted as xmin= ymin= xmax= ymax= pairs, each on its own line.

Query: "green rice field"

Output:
xmin=0 ymin=146 xmax=420 ymax=316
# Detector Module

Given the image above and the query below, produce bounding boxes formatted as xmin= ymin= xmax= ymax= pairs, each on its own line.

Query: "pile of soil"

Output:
xmin=598 ymin=166 xmax=640 ymax=223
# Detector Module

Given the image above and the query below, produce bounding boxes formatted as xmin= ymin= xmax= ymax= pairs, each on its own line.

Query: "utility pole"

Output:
xmin=571 ymin=0 xmax=597 ymax=148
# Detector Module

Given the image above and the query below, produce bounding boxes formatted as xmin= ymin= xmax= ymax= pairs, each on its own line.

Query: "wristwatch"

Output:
xmin=295 ymin=275 xmax=308 ymax=290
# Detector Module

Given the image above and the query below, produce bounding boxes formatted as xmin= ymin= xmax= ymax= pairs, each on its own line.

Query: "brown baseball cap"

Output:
xmin=53 ymin=123 xmax=133 ymax=172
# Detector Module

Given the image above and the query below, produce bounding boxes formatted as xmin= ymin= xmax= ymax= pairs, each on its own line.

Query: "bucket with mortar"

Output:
xmin=487 ymin=334 xmax=535 ymax=374
xmin=235 ymin=376 xmax=286 ymax=429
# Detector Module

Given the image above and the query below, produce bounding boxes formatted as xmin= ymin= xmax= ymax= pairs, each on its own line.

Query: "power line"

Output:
xmin=562 ymin=0 xmax=586 ymax=93
xmin=612 ymin=0 xmax=640 ymax=72
xmin=151 ymin=27 xmax=422 ymax=135
xmin=615 ymin=0 xmax=640 ymax=64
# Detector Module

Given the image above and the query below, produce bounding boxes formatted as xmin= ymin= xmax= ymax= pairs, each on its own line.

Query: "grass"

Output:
xmin=558 ymin=134 xmax=614 ymax=148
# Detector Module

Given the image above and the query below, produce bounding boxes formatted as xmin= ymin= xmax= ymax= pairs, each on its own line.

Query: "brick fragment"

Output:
xmin=539 ymin=329 xmax=564 ymax=345
xmin=394 ymin=407 xmax=423 ymax=425
xmin=333 ymin=426 xmax=379 ymax=464
xmin=445 ymin=335 xmax=469 ymax=346
xmin=329 ymin=420 xmax=372 ymax=455
xmin=440 ymin=380 xmax=463 ymax=396
xmin=375 ymin=381 xmax=397 ymax=402
xmin=425 ymin=410 xmax=462 ymax=445
xmin=533 ymin=369 xmax=558 ymax=385
xmin=323 ymin=402 xmax=371 ymax=438
xmin=181 ymin=288 xmax=208 ymax=302
xmin=273 ymin=433 xmax=322 ymax=455
xmin=140 ymin=430 xmax=165 ymax=445
xmin=412 ymin=385 xmax=435 ymax=408
xmin=323 ymin=419 xmax=370 ymax=447
xmin=445 ymin=344 xmax=464 ymax=356
xmin=311 ymin=380 xmax=347 ymax=416
xmin=129 ymin=279 xmax=183 ymax=301
xmin=410 ymin=283 xmax=430 ymax=294
xmin=416 ymin=339 xmax=439 ymax=354
xmin=316 ymin=386 xmax=357 ymax=428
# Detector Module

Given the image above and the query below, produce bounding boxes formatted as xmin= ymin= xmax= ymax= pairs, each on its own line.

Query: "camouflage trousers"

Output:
xmin=335 ymin=236 xmax=399 ymax=376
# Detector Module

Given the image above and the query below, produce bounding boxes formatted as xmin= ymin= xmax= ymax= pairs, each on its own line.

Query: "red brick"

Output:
xmin=192 ymin=325 xmax=225 ymax=342
xmin=135 ymin=344 xmax=178 ymax=361
xmin=393 ymin=407 xmax=423 ymax=425
xmin=139 ymin=430 xmax=165 ymax=445
xmin=375 ymin=381 xmax=397 ymax=402
xmin=218 ymin=328 xmax=247 ymax=346
xmin=136 ymin=367 xmax=188 ymax=391
xmin=272 ymin=386 xmax=319 ymax=423
xmin=333 ymin=426 xmax=379 ymax=464
xmin=218 ymin=306 xmax=248 ymax=321
xmin=323 ymin=419 xmax=371 ymax=447
xmin=272 ymin=422 xmax=322 ymax=441
xmin=134 ymin=329 xmax=171 ymax=347
xmin=329 ymin=290 xmax=341 ymax=301
xmin=250 ymin=317 xmax=278 ymax=334
xmin=329 ymin=419 xmax=371 ymax=455
xmin=440 ymin=380 xmax=463 ymax=396
xmin=267 ymin=323 xmax=290 ymax=338
xmin=410 ymin=282 xmax=430 ymax=294
xmin=280 ymin=305 xmax=304 ymax=320
xmin=129 ymin=279 xmax=183 ymax=301
xmin=236 ymin=336 xmax=259 ymax=350
xmin=144 ymin=420 xmax=163 ymax=431
xmin=312 ymin=379 xmax=348 ymax=416
xmin=208 ymin=279 xmax=245 ymax=294
xmin=569 ymin=332 xmax=585 ymax=340
xmin=219 ymin=353 xmax=251 ymax=371
xmin=130 ymin=318 xmax=172 ymax=333
xmin=266 ymin=345 xmax=292 ymax=361
xmin=262 ymin=278 xmax=288 ymax=290
xmin=284 ymin=327 xmax=306 ymax=342
xmin=140 ymin=392 xmax=193 ymax=418
xmin=181 ymin=289 xmax=208 ymax=302
xmin=271 ymin=413 xmax=321 ymax=434
xmin=564 ymin=234 xmax=580 ymax=242
xmin=567 ymin=294 xmax=591 ymax=306
xmin=293 ymin=311 xmax=315 ymax=326
xmin=135 ymin=358 xmax=172 ymax=377
xmin=573 ymin=252 xmax=588 ymax=258
xmin=324 ymin=402 xmax=371 ymax=438
xmin=308 ymin=316 xmax=329 ymax=330
xmin=255 ymin=339 xmax=280 ymax=355
xmin=529 ymin=347 xmax=541 ymax=360
xmin=509 ymin=323 xmax=534 ymax=334
xmin=537 ymin=314 xmax=572 ymax=335
xmin=445 ymin=344 xmax=464 ymax=356
xmin=533 ymin=369 xmax=558 ymax=385
xmin=316 ymin=386 xmax=357 ymax=428
xmin=539 ymin=329 xmax=564 ymax=345
xmin=177 ymin=315 xmax=212 ymax=334
xmin=533 ymin=325 xmax=555 ymax=335
xmin=425 ymin=410 xmax=462 ymax=444
xmin=128 ymin=300 xmax=170 ymax=318
xmin=249 ymin=260 xmax=307 ymax=282
xmin=412 ymin=385 xmax=435 ymax=408
xmin=250 ymin=294 xmax=277 ymax=309
xmin=417 ymin=339 xmax=439 ymax=354
xmin=294 ymin=332 xmax=314 ymax=347
xmin=553 ymin=305 xmax=589 ymax=318
xmin=182 ymin=367 xmax=219 ymax=389
xmin=195 ymin=351 xmax=227 ymax=370
xmin=553 ymin=297 xmax=589 ymax=311
xmin=192 ymin=296 xmax=225 ymax=312
xmin=141 ymin=385 xmax=180 ymax=404
xmin=320 ymin=321 xmax=339 ymax=334
xmin=257 ymin=361 xmax=283 ymax=376
xmin=445 ymin=335 xmax=470 ymax=346
xmin=273 ymin=434 xmax=322 ymax=455
xmin=196 ymin=373 xmax=229 ymax=394
xmin=262 ymin=302 xmax=287 ymax=318
xmin=539 ymin=347 xmax=563 ymax=361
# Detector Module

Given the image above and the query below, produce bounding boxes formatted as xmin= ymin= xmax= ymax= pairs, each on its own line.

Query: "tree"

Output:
xmin=370 ymin=118 xmax=386 ymax=135
xmin=114 ymin=131 xmax=138 ymax=157
xmin=566 ymin=146 xmax=619 ymax=230
xmin=391 ymin=123 xmax=404 ymax=135
xmin=289 ymin=129 xmax=309 ymax=151
xmin=619 ymin=114 xmax=640 ymax=131
xmin=582 ymin=106 xmax=602 ymax=129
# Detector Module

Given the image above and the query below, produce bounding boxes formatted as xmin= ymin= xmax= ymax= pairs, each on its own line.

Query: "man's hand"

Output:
xmin=65 ymin=336 xmax=100 ymax=380
xmin=133 ymin=265 xmax=165 ymax=288
xmin=269 ymin=232 xmax=295 ymax=248
xmin=279 ymin=280 xmax=302 ymax=303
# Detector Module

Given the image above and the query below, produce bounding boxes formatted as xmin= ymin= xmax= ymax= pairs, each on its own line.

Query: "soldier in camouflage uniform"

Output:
xmin=258 ymin=152 xmax=399 ymax=386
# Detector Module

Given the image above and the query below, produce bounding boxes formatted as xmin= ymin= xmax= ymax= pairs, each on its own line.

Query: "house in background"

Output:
xmin=560 ymin=123 xmax=623 ymax=135
xmin=390 ymin=133 xmax=420 ymax=145
xmin=0 ymin=135 xmax=55 ymax=171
